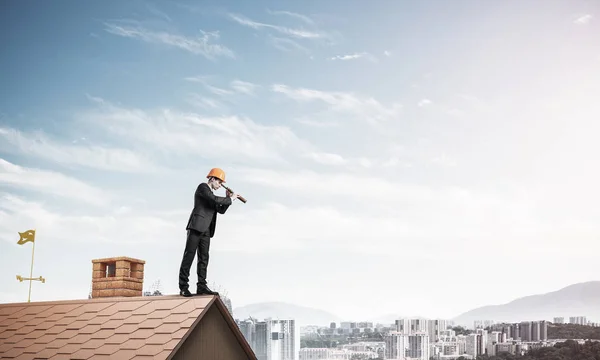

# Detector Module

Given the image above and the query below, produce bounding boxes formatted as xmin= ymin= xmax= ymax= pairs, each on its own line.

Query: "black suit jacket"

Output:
xmin=186 ymin=182 xmax=232 ymax=237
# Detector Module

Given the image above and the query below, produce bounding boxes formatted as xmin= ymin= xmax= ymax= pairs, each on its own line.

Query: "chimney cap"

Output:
xmin=91 ymin=256 xmax=146 ymax=264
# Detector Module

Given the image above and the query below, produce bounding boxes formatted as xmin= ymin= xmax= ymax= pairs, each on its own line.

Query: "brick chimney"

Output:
xmin=91 ymin=256 xmax=145 ymax=298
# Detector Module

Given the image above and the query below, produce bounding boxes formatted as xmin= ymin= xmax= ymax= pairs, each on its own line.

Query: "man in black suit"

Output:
xmin=179 ymin=168 xmax=240 ymax=297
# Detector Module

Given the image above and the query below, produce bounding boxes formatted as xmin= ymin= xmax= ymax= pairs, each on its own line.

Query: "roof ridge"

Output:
xmin=0 ymin=294 xmax=216 ymax=307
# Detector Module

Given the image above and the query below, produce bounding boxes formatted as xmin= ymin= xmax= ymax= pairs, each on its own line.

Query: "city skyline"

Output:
xmin=257 ymin=314 xmax=600 ymax=360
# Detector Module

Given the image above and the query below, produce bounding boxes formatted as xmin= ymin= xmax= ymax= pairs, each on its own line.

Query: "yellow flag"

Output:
xmin=17 ymin=230 xmax=35 ymax=245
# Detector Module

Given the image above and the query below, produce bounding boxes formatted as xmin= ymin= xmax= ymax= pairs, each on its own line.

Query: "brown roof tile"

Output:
xmin=104 ymin=333 xmax=128 ymax=344
xmin=0 ymin=295 xmax=218 ymax=359
xmin=71 ymin=348 xmax=98 ymax=359
xmin=145 ymin=333 xmax=173 ymax=345
xmin=44 ymin=337 xmax=70 ymax=349
xmin=80 ymin=338 xmax=107 ymax=349
xmin=153 ymin=323 xmax=181 ymax=334
xmin=94 ymin=343 xmax=122 ymax=355
xmin=34 ymin=347 xmax=61 ymax=358
xmin=130 ymin=328 xmax=156 ymax=339
xmin=1 ymin=348 xmax=25 ymax=358
xmin=115 ymin=323 xmax=139 ymax=334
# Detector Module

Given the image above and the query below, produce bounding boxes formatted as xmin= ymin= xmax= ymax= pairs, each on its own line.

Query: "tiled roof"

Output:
xmin=0 ymin=294 xmax=218 ymax=359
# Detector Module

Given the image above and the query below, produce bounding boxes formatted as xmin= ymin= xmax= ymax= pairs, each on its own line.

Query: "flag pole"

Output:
xmin=28 ymin=229 xmax=36 ymax=303
xmin=15 ymin=229 xmax=44 ymax=302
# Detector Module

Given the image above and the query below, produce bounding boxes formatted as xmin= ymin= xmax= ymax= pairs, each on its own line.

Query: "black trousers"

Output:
xmin=178 ymin=229 xmax=211 ymax=291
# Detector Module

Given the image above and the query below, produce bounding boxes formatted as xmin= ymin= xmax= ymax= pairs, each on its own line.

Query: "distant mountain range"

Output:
xmin=233 ymin=281 xmax=600 ymax=327
xmin=451 ymin=281 xmax=600 ymax=327
xmin=233 ymin=302 xmax=342 ymax=326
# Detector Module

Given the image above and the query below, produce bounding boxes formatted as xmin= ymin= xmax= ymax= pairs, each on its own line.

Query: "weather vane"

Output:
xmin=15 ymin=229 xmax=45 ymax=302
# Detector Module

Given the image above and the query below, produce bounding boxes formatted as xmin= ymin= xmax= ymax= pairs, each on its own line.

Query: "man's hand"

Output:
xmin=226 ymin=190 xmax=238 ymax=200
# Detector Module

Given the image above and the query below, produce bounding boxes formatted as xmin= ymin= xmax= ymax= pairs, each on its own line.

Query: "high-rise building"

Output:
xmin=407 ymin=333 xmax=429 ymax=360
xmin=487 ymin=332 xmax=501 ymax=356
xmin=474 ymin=320 xmax=495 ymax=329
xmin=255 ymin=322 xmax=269 ymax=360
xmin=531 ymin=321 xmax=540 ymax=341
xmin=396 ymin=319 xmax=410 ymax=334
xmin=385 ymin=332 xmax=430 ymax=360
xmin=395 ymin=318 xmax=428 ymax=334
xmin=511 ymin=321 xmax=548 ymax=342
xmin=442 ymin=342 xmax=459 ymax=356
xmin=465 ymin=334 xmax=478 ymax=358
xmin=500 ymin=324 xmax=512 ymax=340
xmin=554 ymin=317 xmax=564 ymax=324
xmin=246 ymin=319 xmax=299 ymax=360
xmin=489 ymin=321 xmax=548 ymax=343
xmin=237 ymin=318 xmax=256 ymax=349
xmin=540 ymin=321 xmax=548 ymax=341
xmin=476 ymin=329 xmax=488 ymax=356
xmin=509 ymin=323 xmax=520 ymax=340
xmin=570 ymin=316 xmax=587 ymax=325
xmin=427 ymin=320 xmax=448 ymax=342
xmin=395 ymin=318 xmax=448 ymax=340
xmin=520 ymin=321 xmax=532 ymax=341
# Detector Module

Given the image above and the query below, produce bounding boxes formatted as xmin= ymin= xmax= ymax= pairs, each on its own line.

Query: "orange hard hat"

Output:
xmin=206 ymin=168 xmax=226 ymax=183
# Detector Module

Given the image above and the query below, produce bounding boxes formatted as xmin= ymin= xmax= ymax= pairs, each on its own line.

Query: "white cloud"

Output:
xmin=238 ymin=167 xmax=437 ymax=203
xmin=0 ymin=156 xmax=524 ymax=256
xmin=186 ymin=94 xmax=223 ymax=110
xmin=78 ymin=97 xmax=314 ymax=164
xmin=0 ymin=186 xmax=467 ymax=260
xmin=266 ymin=9 xmax=316 ymax=25
xmin=446 ymin=108 xmax=466 ymax=118
xmin=0 ymin=194 xmax=179 ymax=245
xmin=268 ymin=35 xmax=310 ymax=53
xmin=295 ymin=117 xmax=339 ymax=128
xmin=431 ymin=153 xmax=457 ymax=167
xmin=230 ymin=167 xmax=598 ymax=256
xmin=301 ymin=153 xmax=377 ymax=168
xmin=185 ymin=77 xmax=259 ymax=97
xmin=104 ymin=22 xmax=235 ymax=60
xmin=217 ymin=203 xmax=394 ymax=254
xmin=0 ymin=127 xmax=159 ymax=173
xmin=356 ymin=157 xmax=372 ymax=168
xmin=228 ymin=13 xmax=322 ymax=39
xmin=227 ymin=10 xmax=339 ymax=52
xmin=384 ymin=50 xmax=391 ymax=57
xmin=271 ymin=84 xmax=402 ymax=124
xmin=0 ymin=159 xmax=109 ymax=206
xmin=329 ymin=52 xmax=377 ymax=62
xmin=206 ymin=85 xmax=235 ymax=96
xmin=0 ymin=181 xmax=540 ymax=259
xmin=184 ymin=75 xmax=212 ymax=83
xmin=418 ymin=99 xmax=432 ymax=107
xmin=574 ymin=14 xmax=592 ymax=24
xmin=303 ymin=152 xmax=347 ymax=165
xmin=230 ymin=80 xmax=259 ymax=95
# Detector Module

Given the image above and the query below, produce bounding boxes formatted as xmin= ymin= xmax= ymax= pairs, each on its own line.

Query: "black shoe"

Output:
xmin=197 ymin=286 xmax=219 ymax=296
xmin=180 ymin=289 xmax=193 ymax=297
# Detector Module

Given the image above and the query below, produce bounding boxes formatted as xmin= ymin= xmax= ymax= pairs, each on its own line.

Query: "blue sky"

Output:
xmin=1 ymin=0 xmax=599 ymax=322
